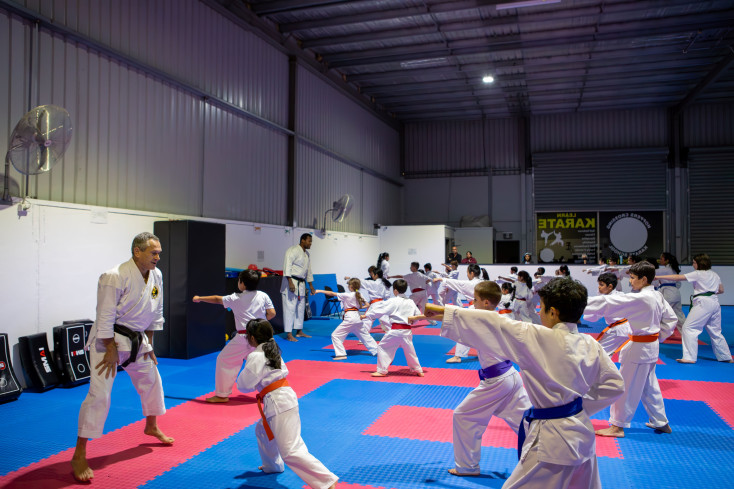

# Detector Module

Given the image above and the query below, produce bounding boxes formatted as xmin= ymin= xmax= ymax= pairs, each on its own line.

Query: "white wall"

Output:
xmin=453 ymin=227 xmax=494 ymax=264
xmin=0 ymin=199 xmax=381 ymax=378
xmin=378 ymin=225 xmax=449 ymax=274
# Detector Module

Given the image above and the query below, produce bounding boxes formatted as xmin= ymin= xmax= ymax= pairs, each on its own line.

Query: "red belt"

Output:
xmin=465 ymin=300 xmax=474 ymax=307
xmin=515 ymin=298 xmax=527 ymax=301
xmin=412 ymin=288 xmax=425 ymax=293
xmin=369 ymin=299 xmax=383 ymax=304
xmin=596 ymin=318 xmax=628 ymax=342
xmin=630 ymin=333 xmax=659 ymax=343
xmin=256 ymin=379 xmax=290 ymax=440
xmin=391 ymin=323 xmax=411 ymax=330
xmin=498 ymin=309 xmax=512 ymax=314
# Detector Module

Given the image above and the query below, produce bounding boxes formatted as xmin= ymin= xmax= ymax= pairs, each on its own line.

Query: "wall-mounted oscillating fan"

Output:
xmin=2 ymin=105 xmax=73 ymax=204
xmin=321 ymin=194 xmax=353 ymax=233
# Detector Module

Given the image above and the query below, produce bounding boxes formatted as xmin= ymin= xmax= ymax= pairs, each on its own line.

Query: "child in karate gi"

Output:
xmin=315 ymin=278 xmax=378 ymax=360
xmin=654 ymin=252 xmax=686 ymax=331
xmin=352 ymin=266 xmax=392 ymax=333
xmin=361 ymin=279 xmax=424 ymax=377
xmin=439 ymin=261 xmax=461 ymax=304
xmin=499 ymin=282 xmax=517 ymax=319
xmin=424 ymin=278 xmax=624 ymax=489
xmin=390 ymin=262 xmax=432 ymax=312
xmin=582 ymin=272 xmax=632 ymax=356
xmin=236 ymin=319 xmax=338 ymax=489
xmin=434 ymin=263 xmax=488 ymax=363
xmin=656 ymin=253 xmax=732 ymax=364
xmin=424 ymin=263 xmax=444 ymax=306
xmin=498 ymin=271 xmax=535 ymax=323
xmin=586 ymin=262 xmax=677 ymax=438
xmin=193 ymin=269 xmax=276 ymax=403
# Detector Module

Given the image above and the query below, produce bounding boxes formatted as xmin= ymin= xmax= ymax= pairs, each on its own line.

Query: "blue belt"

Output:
xmin=478 ymin=360 xmax=512 ymax=381
xmin=517 ymin=397 xmax=583 ymax=459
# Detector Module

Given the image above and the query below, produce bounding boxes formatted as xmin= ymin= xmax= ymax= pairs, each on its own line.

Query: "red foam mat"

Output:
xmin=364 ymin=405 xmax=621 ymax=459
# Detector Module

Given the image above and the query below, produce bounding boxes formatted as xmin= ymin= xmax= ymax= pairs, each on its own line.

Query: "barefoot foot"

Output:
xmin=416 ymin=371 xmax=425 ymax=377
xmin=286 ymin=334 xmax=298 ymax=342
xmin=371 ymin=372 xmax=387 ymax=377
xmin=333 ymin=356 xmax=347 ymax=360
xmin=595 ymin=425 xmax=625 ymax=438
xmin=676 ymin=358 xmax=696 ymax=364
xmin=295 ymin=331 xmax=311 ymax=338
xmin=71 ymin=457 xmax=94 ymax=482
xmin=144 ymin=427 xmax=175 ymax=444
xmin=448 ymin=468 xmax=479 ymax=477
xmin=206 ymin=395 xmax=229 ymax=403
xmin=646 ymin=422 xmax=672 ymax=433
xmin=446 ymin=356 xmax=461 ymax=363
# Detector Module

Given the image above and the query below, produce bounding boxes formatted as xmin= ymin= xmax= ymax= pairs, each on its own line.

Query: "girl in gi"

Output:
xmin=377 ymin=252 xmax=390 ymax=279
xmin=434 ymin=263 xmax=489 ymax=363
xmin=654 ymin=252 xmax=686 ymax=331
xmin=498 ymin=271 xmax=535 ymax=323
xmin=315 ymin=278 xmax=378 ymax=360
xmin=236 ymin=319 xmax=338 ymax=489
xmin=657 ymin=253 xmax=733 ymax=364
xmin=499 ymin=282 xmax=517 ymax=319
xmin=439 ymin=261 xmax=461 ymax=305
xmin=193 ymin=269 xmax=276 ymax=403
xmin=359 ymin=267 xmax=393 ymax=332
xmin=362 ymin=279 xmax=424 ymax=377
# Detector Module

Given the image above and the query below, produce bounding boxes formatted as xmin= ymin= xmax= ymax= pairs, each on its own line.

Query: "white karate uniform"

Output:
xmin=280 ymin=245 xmax=313 ymax=334
xmin=236 ymin=347 xmax=338 ymax=488
xmin=364 ymin=295 xmax=423 ymax=375
xmin=361 ymin=279 xmax=392 ymax=332
xmin=330 ymin=292 xmax=378 ymax=357
xmin=440 ymin=269 xmax=461 ymax=304
xmin=498 ymin=293 xmax=517 ymax=319
xmin=402 ymin=271 xmax=431 ymax=312
xmin=78 ymin=258 xmax=166 ymax=439
xmin=442 ymin=277 xmax=482 ymax=358
xmin=584 ymin=286 xmax=677 ymax=429
xmin=583 ymin=290 xmax=633 ymax=356
xmin=511 ymin=282 xmax=535 ymax=323
xmin=441 ymin=307 xmax=624 ymax=489
xmin=380 ymin=260 xmax=390 ymax=279
xmin=425 ymin=271 xmax=444 ymax=306
xmin=654 ymin=266 xmax=686 ymax=328
xmin=681 ymin=270 xmax=731 ymax=361
xmin=441 ymin=317 xmax=531 ymax=475
xmin=213 ymin=290 xmax=274 ymax=397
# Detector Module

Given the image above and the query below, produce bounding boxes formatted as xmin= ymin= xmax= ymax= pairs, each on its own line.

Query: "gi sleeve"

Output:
xmin=95 ymin=272 xmax=123 ymax=339
xmin=148 ymin=271 xmax=165 ymax=331
xmin=582 ymin=343 xmax=624 ymax=416
xmin=658 ymin=300 xmax=678 ymax=343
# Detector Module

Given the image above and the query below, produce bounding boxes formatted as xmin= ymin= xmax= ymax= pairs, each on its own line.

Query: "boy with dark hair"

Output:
xmin=584 ymin=272 xmax=632 ymax=355
xmin=585 ymin=262 xmax=677 ymax=438
xmin=425 ymin=278 xmax=623 ymax=489
xmin=362 ymin=279 xmax=424 ymax=377
xmin=193 ymin=269 xmax=276 ymax=403
xmin=390 ymin=262 xmax=432 ymax=312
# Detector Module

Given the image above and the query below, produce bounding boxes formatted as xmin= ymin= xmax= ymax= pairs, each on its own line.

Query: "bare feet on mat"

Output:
xmin=645 ymin=422 xmax=672 ymax=433
xmin=446 ymin=356 xmax=461 ymax=363
xmin=258 ymin=466 xmax=264 ymax=471
xmin=676 ymin=358 xmax=696 ymax=364
xmin=371 ymin=372 xmax=387 ymax=377
xmin=328 ymin=483 xmax=337 ymax=489
xmin=144 ymin=426 xmax=174 ymax=444
xmin=595 ymin=425 xmax=624 ymax=438
xmin=71 ymin=457 xmax=94 ymax=482
xmin=720 ymin=358 xmax=734 ymax=363
xmin=286 ymin=333 xmax=298 ymax=342
xmin=333 ymin=356 xmax=347 ymax=360
xmin=206 ymin=395 xmax=229 ymax=403
xmin=416 ymin=371 xmax=425 ymax=377
xmin=448 ymin=468 xmax=479 ymax=477
xmin=295 ymin=331 xmax=311 ymax=338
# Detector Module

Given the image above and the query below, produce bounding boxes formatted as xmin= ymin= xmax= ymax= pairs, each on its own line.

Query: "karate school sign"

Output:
xmin=536 ymin=212 xmax=597 ymax=263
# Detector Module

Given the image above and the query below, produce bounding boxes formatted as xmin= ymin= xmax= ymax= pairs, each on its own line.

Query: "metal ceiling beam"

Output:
xmin=324 ymin=15 xmax=734 ymax=68
xmin=250 ymin=0 xmax=352 ymax=15
xmin=673 ymin=47 xmax=734 ymax=114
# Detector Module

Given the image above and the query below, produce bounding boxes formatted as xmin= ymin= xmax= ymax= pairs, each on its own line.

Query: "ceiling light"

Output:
xmin=496 ymin=0 xmax=561 ymax=10
xmin=482 ymin=75 xmax=494 ymax=83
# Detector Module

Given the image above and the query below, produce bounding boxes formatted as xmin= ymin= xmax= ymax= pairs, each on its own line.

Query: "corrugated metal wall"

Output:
xmin=530 ymin=109 xmax=668 ymax=152
xmin=403 ymin=118 xmax=520 ymax=176
xmin=683 ymin=104 xmax=734 ymax=148
xmin=1 ymin=1 xmax=401 ymax=231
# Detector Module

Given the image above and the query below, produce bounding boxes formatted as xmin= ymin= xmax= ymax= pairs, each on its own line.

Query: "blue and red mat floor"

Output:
xmin=2 ymin=306 xmax=734 ymax=488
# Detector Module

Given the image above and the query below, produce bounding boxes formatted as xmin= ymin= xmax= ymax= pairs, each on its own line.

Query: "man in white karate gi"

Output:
xmin=281 ymin=233 xmax=316 ymax=342
xmin=71 ymin=232 xmax=173 ymax=482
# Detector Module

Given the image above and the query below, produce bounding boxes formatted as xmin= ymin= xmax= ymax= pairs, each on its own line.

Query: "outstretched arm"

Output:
xmin=655 ymin=274 xmax=687 ymax=282
xmin=313 ymin=289 xmax=337 ymax=297
xmin=193 ymin=295 xmax=224 ymax=304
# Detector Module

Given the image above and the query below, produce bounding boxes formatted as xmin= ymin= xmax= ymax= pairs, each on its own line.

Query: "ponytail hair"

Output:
xmin=376 ymin=252 xmax=389 ymax=269
xmin=517 ymin=270 xmax=532 ymax=288
xmin=480 ymin=267 xmax=489 ymax=280
xmin=348 ymin=278 xmax=367 ymax=308
xmin=375 ymin=269 xmax=391 ymax=289
xmin=662 ymin=252 xmax=681 ymax=274
xmin=467 ymin=263 xmax=481 ymax=279
xmin=245 ymin=319 xmax=281 ymax=369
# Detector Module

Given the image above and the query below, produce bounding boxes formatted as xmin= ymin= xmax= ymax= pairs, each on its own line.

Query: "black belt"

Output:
xmin=290 ymin=276 xmax=306 ymax=282
xmin=114 ymin=324 xmax=143 ymax=368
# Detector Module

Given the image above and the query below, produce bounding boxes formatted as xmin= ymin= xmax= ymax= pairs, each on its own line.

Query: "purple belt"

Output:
xmin=478 ymin=360 xmax=512 ymax=381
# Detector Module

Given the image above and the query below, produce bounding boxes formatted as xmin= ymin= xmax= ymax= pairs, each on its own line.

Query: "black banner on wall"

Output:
xmin=536 ymin=212 xmax=597 ymax=263
xmin=599 ymin=211 xmax=664 ymax=260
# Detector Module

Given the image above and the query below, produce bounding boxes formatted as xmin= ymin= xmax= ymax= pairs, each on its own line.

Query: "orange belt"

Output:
xmin=596 ymin=318 xmax=628 ymax=342
xmin=630 ymin=333 xmax=659 ymax=342
xmin=498 ymin=309 xmax=512 ymax=314
xmin=343 ymin=307 xmax=359 ymax=313
xmin=391 ymin=323 xmax=411 ymax=330
xmin=465 ymin=300 xmax=474 ymax=307
xmin=256 ymin=379 xmax=290 ymax=440
xmin=369 ymin=298 xmax=383 ymax=304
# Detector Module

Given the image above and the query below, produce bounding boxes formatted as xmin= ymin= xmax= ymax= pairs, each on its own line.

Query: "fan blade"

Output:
xmin=6 ymin=105 xmax=73 ymax=175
